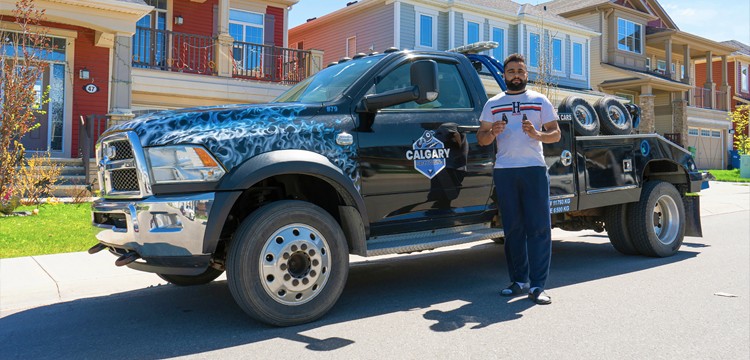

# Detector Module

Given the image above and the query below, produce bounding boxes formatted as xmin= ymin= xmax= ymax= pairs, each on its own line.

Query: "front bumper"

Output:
xmin=92 ymin=192 xmax=215 ymax=274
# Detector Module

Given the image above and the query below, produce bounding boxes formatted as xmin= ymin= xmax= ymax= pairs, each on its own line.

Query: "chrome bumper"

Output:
xmin=92 ymin=193 xmax=215 ymax=258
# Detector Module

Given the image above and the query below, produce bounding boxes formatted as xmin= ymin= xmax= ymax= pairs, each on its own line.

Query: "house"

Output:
xmin=542 ymin=0 xmax=737 ymax=169
xmin=288 ymin=0 xmax=603 ymax=103
xmin=695 ymin=40 xmax=750 ymax=153
xmin=0 ymin=0 xmax=320 ymax=162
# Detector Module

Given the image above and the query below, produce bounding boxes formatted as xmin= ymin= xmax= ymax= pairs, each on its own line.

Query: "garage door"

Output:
xmin=687 ymin=128 xmax=724 ymax=169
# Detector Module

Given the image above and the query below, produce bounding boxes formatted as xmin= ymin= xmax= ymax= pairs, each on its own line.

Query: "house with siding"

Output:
xmin=0 ymin=0 xmax=319 ymax=166
xmin=288 ymin=0 xmax=602 ymax=103
xmin=542 ymin=0 xmax=737 ymax=169
xmin=694 ymin=40 xmax=750 ymax=152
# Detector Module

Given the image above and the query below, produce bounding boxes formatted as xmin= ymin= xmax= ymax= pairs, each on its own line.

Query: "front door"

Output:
xmin=356 ymin=58 xmax=496 ymax=235
xmin=22 ymin=65 xmax=50 ymax=151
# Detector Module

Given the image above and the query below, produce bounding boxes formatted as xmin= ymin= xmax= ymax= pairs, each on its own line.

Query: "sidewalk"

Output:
xmin=2 ymin=181 xmax=748 ymax=314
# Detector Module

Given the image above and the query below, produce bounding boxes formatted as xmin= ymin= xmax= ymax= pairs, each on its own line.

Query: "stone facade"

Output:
xmin=638 ymin=94 xmax=656 ymax=133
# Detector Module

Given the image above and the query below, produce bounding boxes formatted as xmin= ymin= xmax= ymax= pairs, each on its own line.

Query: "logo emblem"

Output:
xmin=104 ymin=145 xmax=117 ymax=159
xmin=406 ymin=130 xmax=450 ymax=179
xmin=640 ymin=140 xmax=650 ymax=156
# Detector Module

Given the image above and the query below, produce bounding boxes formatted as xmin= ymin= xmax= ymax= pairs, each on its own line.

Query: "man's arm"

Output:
xmin=478 ymin=120 xmax=505 ymax=146
xmin=522 ymin=120 xmax=561 ymax=143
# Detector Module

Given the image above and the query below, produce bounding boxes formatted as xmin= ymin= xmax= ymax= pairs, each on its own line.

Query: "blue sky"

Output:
xmin=288 ymin=0 xmax=750 ymax=45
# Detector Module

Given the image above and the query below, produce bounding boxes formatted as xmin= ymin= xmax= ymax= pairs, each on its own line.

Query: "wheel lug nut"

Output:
xmin=283 ymin=252 xmax=290 ymax=260
xmin=310 ymin=270 xmax=316 ymax=277
xmin=280 ymin=263 xmax=287 ymax=271
xmin=292 ymin=279 xmax=299 ymax=286
xmin=312 ymin=259 xmax=319 ymax=266
xmin=302 ymin=278 xmax=309 ymax=285
xmin=291 ymin=245 xmax=298 ymax=251
xmin=309 ymin=249 xmax=316 ymax=256
xmin=301 ymin=244 xmax=307 ymax=250
xmin=284 ymin=274 xmax=291 ymax=281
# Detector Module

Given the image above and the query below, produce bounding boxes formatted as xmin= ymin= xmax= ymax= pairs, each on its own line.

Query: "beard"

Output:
xmin=505 ymin=78 xmax=527 ymax=91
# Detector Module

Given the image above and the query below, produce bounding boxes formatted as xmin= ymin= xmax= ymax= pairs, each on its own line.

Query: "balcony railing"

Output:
xmin=131 ymin=27 xmax=313 ymax=85
xmin=231 ymin=41 xmax=311 ymax=85
xmin=716 ymin=90 xmax=728 ymax=111
xmin=664 ymin=133 xmax=683 ymax=147
xmin=692 ymin=87 xmax=710 ymax=109
xmin=133 ymin=27 xmax=216 ymax=75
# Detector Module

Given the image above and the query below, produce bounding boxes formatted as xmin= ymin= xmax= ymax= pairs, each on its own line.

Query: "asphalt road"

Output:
xmin=1 ymin=185 xmax=748 ymax=359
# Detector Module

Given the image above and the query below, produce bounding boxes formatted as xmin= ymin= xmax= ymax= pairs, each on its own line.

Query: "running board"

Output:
xmin=365 ymin=223 xmax=504 ymax=257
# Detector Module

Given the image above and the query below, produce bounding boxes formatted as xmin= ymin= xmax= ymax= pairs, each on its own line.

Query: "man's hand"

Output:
xmin=478 ymin=120 xmax=505 ymax=146
xmin=491 ymin=121 xmax=506 ymax=137
xmin=522 ymin=119 xmax=540 ymax=140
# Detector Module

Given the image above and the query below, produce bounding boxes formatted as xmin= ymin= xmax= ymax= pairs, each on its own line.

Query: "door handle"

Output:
xmin=560 ymin=150 xmax=573 ymax=166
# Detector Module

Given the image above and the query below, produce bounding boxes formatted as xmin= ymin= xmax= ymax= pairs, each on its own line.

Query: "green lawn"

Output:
xmin=708 ymin=169 xmax=750 ymax=183
xmin=0 ymin=203 xmax=100 ymax=258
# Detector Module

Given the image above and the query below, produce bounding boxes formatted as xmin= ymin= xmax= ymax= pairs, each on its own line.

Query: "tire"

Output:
xmin=226 ymin=200 xmax=349 ymax=326
xmin=594 ymin=97 xmax=633 ymax=135
xmin=604 ymin=204 xmax=639 ymax=255
xmin=558 ymin=96 xmax=600 ymax=136
xmin=157 ymin=267 xmax=224 ymax=286
xmin=627 ymin=181 xmax=685 ymax=257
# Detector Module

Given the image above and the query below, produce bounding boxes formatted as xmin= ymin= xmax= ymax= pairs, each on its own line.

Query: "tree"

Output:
xmin=0 ymin=0 xmax=51 ymax=214
xmin=730 ymin=104 xmax=750 ymax=155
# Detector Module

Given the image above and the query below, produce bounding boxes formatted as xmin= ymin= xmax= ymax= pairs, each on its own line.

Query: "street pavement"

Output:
xmin=0 ymin=181 xmax=748 ymax=359
xmin=1 ymin=181 xmax=747 ymax=313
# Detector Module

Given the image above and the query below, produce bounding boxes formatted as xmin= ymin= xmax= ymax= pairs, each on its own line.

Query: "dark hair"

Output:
xmin=503 ymin=53 xmax=526 ymax=69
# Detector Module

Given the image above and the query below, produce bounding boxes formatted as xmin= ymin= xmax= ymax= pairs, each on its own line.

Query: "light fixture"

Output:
xmin=174 ymin=16 xmax=183 ymax=25
xmin=79 ymin=67 xmax=90 ymax=80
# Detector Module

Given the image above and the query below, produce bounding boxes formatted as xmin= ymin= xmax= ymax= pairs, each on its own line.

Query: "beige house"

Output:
xmin=544 ymin=0 xmax=737 ymax=169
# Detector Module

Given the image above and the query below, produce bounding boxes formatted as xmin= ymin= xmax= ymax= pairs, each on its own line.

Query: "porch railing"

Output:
xmin=78 ymin=114 xmax=109 ymax=184
xmin=664 ymin=133 xmax=683 ymax=147
xmin=692 ymin=87 xmax=710 ymax=109
xmin=231 ymin=41 xmax=310 ymax=84
xmin=716 ymin=90 xmax=728 ymax=111
xmin=132 ymin=27 xmax=216 ymax=75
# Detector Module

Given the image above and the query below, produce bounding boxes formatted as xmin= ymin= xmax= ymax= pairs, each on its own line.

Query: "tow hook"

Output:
xmin=115 ymin=251 xmax=140 ymax=267
xmin=87 ymin=243 xmax=107 ymax=254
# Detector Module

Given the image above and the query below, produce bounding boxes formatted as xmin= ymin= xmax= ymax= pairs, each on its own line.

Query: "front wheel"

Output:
xmin=627 ymin=181 xmax=685 ymax=257
xmin=227 ymin=200 xmax=349 ymax=326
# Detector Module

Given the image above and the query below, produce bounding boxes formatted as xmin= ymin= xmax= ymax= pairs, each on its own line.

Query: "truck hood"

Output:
xmin=107 ymin=103 xmax=355 ymax=171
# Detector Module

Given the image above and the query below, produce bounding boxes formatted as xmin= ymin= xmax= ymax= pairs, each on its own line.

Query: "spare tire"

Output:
xmin=594 ymin=97 xmax=633 ymax=135
xmin=558 ymin=96 xmax=599 ymax=136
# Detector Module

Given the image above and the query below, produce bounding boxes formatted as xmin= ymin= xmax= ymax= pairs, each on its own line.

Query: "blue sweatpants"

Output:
xmin=493 ymin=166 xmax=552 ymax=289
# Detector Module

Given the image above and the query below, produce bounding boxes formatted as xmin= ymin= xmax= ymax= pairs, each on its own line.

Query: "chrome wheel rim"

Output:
xmin=573 ymin=104 xmax=597 ymax=131
xmin=653 ymin=195 xmax=679 ymax=245
xmin=259 ymin=223 xmax=331 ymax=305
xmin=607 ymin=105 xmax=628 ymax=129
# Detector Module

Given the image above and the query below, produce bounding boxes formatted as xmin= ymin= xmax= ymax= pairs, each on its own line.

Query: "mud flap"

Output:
xmin=684 ymin=195 xmax=702 ymax=237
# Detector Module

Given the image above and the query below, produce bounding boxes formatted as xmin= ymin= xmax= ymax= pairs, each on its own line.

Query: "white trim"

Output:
xmin=526 ymin=28 xmax=541 ymax=71
xmin=551 ymin=35 xmax=565 ymax=76
xmin=283 ymin=6 xmax=288 ymax=47
xmin=570 ymin=35 xmax=587 ymax=81
xmin=741 ymin=63 xmax=749 ymax=92
xmin=488 ymin=20 xmax=508 ymax=61
xmin=616 ymin=17 xmax=643 ymax=54
xmin=394 ymin=1 xmax=401 ymax=49
xmin=463 ymin=13 xmax=484 ymax=46
xmin=415 ymin=6 xmax=438 ymax=50
xmin=448 ymin=9 xmax=455 ymax=49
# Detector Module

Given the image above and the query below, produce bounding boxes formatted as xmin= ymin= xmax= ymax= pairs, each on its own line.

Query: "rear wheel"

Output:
xmin=627 ymin=181 xmax=685 ymax=257
xmin=157 ymin=267 xmax=224 ymax=286
xmin=604 ymin=204 xmax=639 ymax=255
xmin=558 ymin=96 xmax=600 ymax=136
xmin=595 ymin=97 xmax=633 ymax=135
xmin=227 ymin=200 xmax=349 ymax=326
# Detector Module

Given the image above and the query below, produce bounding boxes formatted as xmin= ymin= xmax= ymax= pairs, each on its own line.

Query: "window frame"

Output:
xmin=570 ymin=35 xmax=587 ymax=80
xmin=700 ymin=129 xmax=711 ymax=137
xmin=463 ymin=14 xmax=484 ymax=46
xmin=741 ymin=63 xmax=749 ymax=93
xmin=527 ymin=30 xmax=541 ymax=71
xmin=688 ymin=127 xmax=699 ymax=136
xmin=617 ymin=17 xmax=643 ymax=54
xmin=229 ymin=8 xmax=265 ymax=44
xmin=551 ymin=36 xmax=565 ymax=75
xmin=488 ymin=21 xmax=508 ymax=61
xmin=415 ymin=7 xmax=438 ymax=50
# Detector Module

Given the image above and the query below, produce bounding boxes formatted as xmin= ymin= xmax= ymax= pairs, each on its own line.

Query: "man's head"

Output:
xmin=503 ymin=53 xmax=528 ymax=93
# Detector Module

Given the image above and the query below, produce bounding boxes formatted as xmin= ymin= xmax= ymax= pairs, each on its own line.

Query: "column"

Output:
xmin=672 ymin=95 xmax=688 ymax=147
xmin=108 ymin=35 xmax=134 ymax=126
xmin=214 ymin=0 xmax=233 ymax=78
xmin=720 ymin=55 xmax=731 ymax=111
xmin=704 ymin=50 xmax=714 ymax=108
xmin=682 ymin=44 xmax=691 ymax=84
xmin=639 ymin=84 xmax=656 ymax=134
xmin=664 ymin=39 xmax=673 ymax=78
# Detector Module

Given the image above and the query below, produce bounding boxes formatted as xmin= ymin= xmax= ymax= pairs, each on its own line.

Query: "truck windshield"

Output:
xmin=274 ymin=55 xmax=384 ymax=103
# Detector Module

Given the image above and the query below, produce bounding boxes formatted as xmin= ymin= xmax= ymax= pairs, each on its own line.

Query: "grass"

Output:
xmin=708 ymin=169 xmax=750 ymax=183
xmin=0 ymin=202 xmax=100 ymax=258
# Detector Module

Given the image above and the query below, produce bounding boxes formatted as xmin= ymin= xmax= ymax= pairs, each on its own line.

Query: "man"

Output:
xmin=477 ymin=53 xmax=561 ymax=305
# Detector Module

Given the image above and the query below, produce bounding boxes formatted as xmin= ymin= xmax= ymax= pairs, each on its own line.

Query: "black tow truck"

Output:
xmin=89 ymin=43 xmax=705 ymax=326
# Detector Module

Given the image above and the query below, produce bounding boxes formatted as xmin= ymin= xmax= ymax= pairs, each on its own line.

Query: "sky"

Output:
xmin=288 ymin=0 xmax=750 ymax=45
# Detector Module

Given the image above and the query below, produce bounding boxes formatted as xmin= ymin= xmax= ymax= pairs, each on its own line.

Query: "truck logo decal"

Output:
xmin=640 ymin=140 xmax=651 ymax=156
xmin=407 ymin=130 xmax=449 ymax=179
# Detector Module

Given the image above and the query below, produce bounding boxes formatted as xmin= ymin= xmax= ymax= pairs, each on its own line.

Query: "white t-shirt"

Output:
xmin=480 ymin=90 xmax=558 ymax=169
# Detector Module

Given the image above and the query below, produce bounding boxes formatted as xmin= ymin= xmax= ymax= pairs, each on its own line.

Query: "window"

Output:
xmin=657 ymin=60 xmax=666 ymax=73
xmin=416 ymin=9 xmax=437 ymax=49
xmin=646 ymin=57 xmax=651 ymax=70
xmin=571 ymin=38 xmax=585 ymax=78
xmin=490 ymin=25 xmax=506 ymax=60
xmin=688 ymin=128 xmax=699 ymax=136
xmin=377 ymin=61 xmax=472 ymax=110
xmin=742 ymin=64 xmax=749 ymax=92
xmin=552 ymin=37 xmax=564 ymax=73
xmin=681 ymin=64 xmax=685 ymax=77
xmin=671 ymin=63 xmax=676 ymax=74
xmin=700 ymin=129 xmax=711 ymax=137
xmin=617 ymin=18 xmax=642 ymax=54
xmin=711 ymin=130 xmax=721 ymax=138
xmin=466 ymin=21 xmax=480 ymax=44
xmin=229 ymin=9 xmax=264 ymax=71
xmin=133 ymin=0 xmax=168 ymax=67
xmin=528 ymin=32 xmax=540 ymax=69
xmin=346 ymin=36 xmax=357 ymax=58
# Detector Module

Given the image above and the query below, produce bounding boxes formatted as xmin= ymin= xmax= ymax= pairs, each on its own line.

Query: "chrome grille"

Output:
xmin=111 ymin=169 xmax=139 ymax=191
xmin=110 ymin=140 xmax=133 ymax=160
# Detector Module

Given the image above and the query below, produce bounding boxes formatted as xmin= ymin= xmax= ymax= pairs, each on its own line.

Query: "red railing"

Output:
xmin=231 ymin=41 xmax=311 ymax=85
xmin=133 ymin=27 xmax=216 ymax=75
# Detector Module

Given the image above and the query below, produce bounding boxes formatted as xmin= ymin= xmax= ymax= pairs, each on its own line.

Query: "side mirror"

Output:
xmin=357 ymin=59 xmax=440 ymax=112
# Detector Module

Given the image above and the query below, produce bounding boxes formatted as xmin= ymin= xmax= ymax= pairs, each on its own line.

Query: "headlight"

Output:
xmin=145 ymin=145 xmax=226 ymax=184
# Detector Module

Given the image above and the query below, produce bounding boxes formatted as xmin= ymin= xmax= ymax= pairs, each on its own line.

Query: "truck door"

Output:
xmin=356 ymin=57 xmax=496 ymax=235
xmin=544 ymin=114 xmax=577 ymax=214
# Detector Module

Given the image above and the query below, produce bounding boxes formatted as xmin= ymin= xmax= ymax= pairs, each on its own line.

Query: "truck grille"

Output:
xmin=97 ymin=132 xmax=151 ymax=198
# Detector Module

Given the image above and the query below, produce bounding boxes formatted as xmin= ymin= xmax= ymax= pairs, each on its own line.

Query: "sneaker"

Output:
xmin=500 ymin=282 xmax=529 ymax=297
xmin=528 ymin=288 xmax=552 ymax=305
